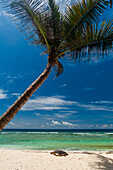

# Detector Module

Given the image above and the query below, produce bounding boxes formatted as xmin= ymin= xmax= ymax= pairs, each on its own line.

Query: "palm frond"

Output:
xmin=48 ymin=0 xmax=60 ymax=37
xmin=0 ymin=0 xmax=50 ymax=50
xmin=53 ymin=59 xmax=63 ymax=77
xmin=46 ymin=0 xmax=63 ymax=53
xmin=57 ymin=0 xmax=110 ymax=52
xmin=65 ymin=0 xmax=110 ymax=33
xmin=58 ymin=20 xmax=113 ymax=63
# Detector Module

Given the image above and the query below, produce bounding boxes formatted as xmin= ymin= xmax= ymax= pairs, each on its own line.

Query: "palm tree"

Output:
xmin=0 ymin=0 xmax=113 ymax=131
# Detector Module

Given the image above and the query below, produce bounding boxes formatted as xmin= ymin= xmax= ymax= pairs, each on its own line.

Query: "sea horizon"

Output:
xmin=2 ymin=128 xmax=113 ymax=131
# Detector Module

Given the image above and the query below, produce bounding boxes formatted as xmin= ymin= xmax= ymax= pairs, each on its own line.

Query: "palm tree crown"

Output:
xmin=0 ymin=0 xmax=113 ymax=131
xmin=1 ymin=0 xmax=113 ymax=75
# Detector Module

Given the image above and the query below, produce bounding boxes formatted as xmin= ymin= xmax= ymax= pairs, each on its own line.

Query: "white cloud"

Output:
xmin=51 ymin=120 xmax=76 ymax=126
xmin=92 ymin=101 xmax=113 ymax=104
xmin=11 ymin=93 xmax=21 ymax=97
xmin=54 ymin=110 xmax=78 ymax=118
xmin=52 ymin=120 xmax=61 ymax=125
xmin=60 ymin=84 xmax=67 ymax=88
xmin=54 ymin=113 xmax=66 ymax=118
xmin=6 ymin=74 xmax=23 ymax=84
xmin=34 ymin=110 xmax=77 ymax=119
xmin=35 ymin=113 xmax=40 ymax=116
xmin=23 ymin=106 xmax=68 ymax=111
xmin=10 ymin=122 xmax=16 ymax=126
xmin=21 ymin=96 xmax=75 ymax=111
xmin=101 ymin=124 xmax=108 ymax=128
xmin=40 ymin=125 xmax=44 ymax=128
xmin=60 ymin=111 xmax=78 ymax=113
xmin=0 ymin=89 xmax=8 ymax=99
xmin=76 ymin=102 xmax=113 ymax=112
xmin=6 ymin=122 xmax=16 ymax=128
xmin=21 ymin=94 xmax=113 ymax=113
xmin=62 ymin=121 xmax=74 ymax=126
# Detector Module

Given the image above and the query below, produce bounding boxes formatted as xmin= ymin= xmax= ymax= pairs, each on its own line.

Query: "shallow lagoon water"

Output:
xmin=0 ymin=129 xmax=113 ymax=151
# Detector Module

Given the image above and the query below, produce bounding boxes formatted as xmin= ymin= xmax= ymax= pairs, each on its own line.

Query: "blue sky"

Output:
xmin=0 ymin=1 xmax=113 ymax=129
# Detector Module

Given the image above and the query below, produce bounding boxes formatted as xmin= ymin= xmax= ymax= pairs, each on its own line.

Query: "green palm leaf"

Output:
xmin=65 ymin=0 xmax=109 ymax=33
xmin=0 ymin=0 xmax=63 ymax=55
xmin=0 ymin=0 xmax=113 ymax=72
xmin=0 ymin=0 xmax=50 ymax=49
xmin=65 ymin=20 xmax=113 ymax=62
xmin=45 ymin=0 xmax=63 ymax=54
xmin=57 ymin=0 xmax=110 ymax=52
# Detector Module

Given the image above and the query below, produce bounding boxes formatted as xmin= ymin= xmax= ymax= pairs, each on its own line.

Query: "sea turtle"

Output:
xmin=50 ymin=150 xmax=68 ymax=157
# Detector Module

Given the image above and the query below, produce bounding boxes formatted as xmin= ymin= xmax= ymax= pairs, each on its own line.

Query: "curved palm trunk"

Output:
xmin=0 ymin=62 xmax=53 ymax=131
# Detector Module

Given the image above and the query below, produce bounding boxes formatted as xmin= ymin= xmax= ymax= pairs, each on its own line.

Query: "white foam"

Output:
xmin=105 ymin=133 xmax=113 ymax=135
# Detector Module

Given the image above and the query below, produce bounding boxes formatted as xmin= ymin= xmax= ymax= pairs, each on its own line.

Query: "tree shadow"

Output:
xmin=91 ymin=154 xmax=113 ymax=170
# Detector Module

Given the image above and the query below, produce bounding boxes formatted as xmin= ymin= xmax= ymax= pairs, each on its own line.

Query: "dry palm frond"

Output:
xmin=53 ymin=59 xmax=63 ymax=77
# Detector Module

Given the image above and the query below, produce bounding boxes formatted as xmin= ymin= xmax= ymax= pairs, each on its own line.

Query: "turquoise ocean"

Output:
xmin=0 ymin=129 xmax=113 ymax=151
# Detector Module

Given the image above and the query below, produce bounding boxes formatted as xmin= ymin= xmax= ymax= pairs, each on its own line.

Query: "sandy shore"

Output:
xmin=0 ymin=149 xmax=113 ymax=170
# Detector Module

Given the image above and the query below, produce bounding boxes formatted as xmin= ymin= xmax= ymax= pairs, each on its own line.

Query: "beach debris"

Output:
xmin=50 ymin=150 xmax=68 ymax=157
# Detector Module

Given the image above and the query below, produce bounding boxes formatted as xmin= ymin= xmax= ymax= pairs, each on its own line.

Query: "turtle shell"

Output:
xmin=50 ymin=150 xmax=68 ymax=156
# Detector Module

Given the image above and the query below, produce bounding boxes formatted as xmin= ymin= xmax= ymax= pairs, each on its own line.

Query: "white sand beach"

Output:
xmin=0 ymin=149 xmax=113 ymax=170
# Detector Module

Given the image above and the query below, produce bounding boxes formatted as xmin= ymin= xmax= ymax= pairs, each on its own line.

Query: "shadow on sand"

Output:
xmin=92 ymin=154 xmax=113 ymax=170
